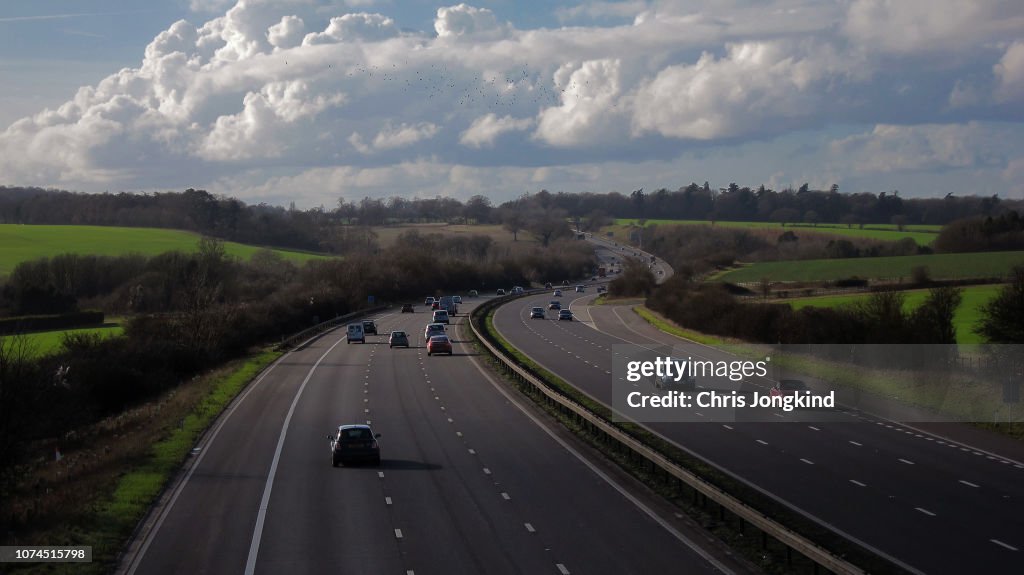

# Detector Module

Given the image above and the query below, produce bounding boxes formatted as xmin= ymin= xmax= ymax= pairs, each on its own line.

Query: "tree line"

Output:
xmin=0 ymin=234 xmax=596 ymax=496
xmin=3 ymin=185 xmax=1021 ymax=255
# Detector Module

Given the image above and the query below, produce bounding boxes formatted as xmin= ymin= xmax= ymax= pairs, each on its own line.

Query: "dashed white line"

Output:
xmin=808 ymin=426 xmax=820 ymax=431
xmin=468 ymin=448 xmax=475 ymax=455
xmin=556 ymin=563 xmax=571 ymax=575
xmin=800 ymin=458 xmax=814 ymax=465
xmin=850 ymin=480 xmax=867 ymax=487
xmin=960 ymin=480 xmax=980 ymax=488
xmin=394 ymin=529 xmax=403 ymax=539
xmin=722 ymin=424 xmax=733 ymax=430
xmin=385 ymin=497 xmax=393 ymax=506
xmin=849 ymin=441 xmax=863 ymax=447
xmin=755 ymin=439 xmax=768 ymax=445
xmin=524 ymin=523 xmax=535 ymax=533
xmin=483 ymin=468 xmax=492 ymax=475
xmin=501 ymin=492 xmax=511 ymax=500
xmin=377 ymin=471 xmax=384 ymax=478
xmin=991 ymin=539 xmax=1018 ymax=551
xmin=898 ymin=458 xmax=915 ymax=465
xmin=915 ymin=507 xmax=936 ymax=517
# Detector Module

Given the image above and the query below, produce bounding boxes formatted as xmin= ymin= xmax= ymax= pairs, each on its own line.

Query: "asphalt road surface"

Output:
xmin=493 ymin=278 xmax=1024 ymax=575
xmin=122 ymin=297 xmax=742 ymax=575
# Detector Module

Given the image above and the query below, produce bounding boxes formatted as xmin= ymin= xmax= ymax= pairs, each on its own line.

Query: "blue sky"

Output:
xmin=1 ymin=1 xmax=1023 ymax=208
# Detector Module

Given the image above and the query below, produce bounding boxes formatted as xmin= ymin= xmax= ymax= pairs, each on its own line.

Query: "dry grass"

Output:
xmin=3 ymin=355 xmax=269 ymax=552
xmin=370 ymin=223 xmax=537 ymax=249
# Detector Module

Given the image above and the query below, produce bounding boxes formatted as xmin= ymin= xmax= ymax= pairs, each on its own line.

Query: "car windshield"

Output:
xmin=392 ymin=332 xmax=406 ymax=337
xmin=341 ymin=428 xmax=371 ymax=440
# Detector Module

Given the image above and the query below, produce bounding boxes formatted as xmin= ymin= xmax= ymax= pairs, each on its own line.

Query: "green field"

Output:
xmin=783 ymin=284 xmax=1001 ymax=344
xmin=717 ymin=251 xmax=1024 ymax=283
xmin=2 ymin=324 xmax=125 ymax=358
xmin=611 ymin=219 xmax=941 ymax=245
xmin=0 ymin=224 xmax=332 ymax=276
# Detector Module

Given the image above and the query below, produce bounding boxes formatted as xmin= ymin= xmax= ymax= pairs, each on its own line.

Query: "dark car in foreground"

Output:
xmin=362 ymin=319 xmax=377 ymax=334
xmin=558 ymin=309 xmax=573 ymax=321
xmin=329 ymin=424 xmax=381 ymax=466
xmin=530 ymin=307 xmax=545 ymax=319
xmin=401 ymin=303 xmax=415 ymax=313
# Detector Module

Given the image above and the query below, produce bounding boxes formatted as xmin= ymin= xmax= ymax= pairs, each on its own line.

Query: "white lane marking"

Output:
xmin=395 ymin=529 xmax=403 ymax=539
xmin=557 ymin=564 xmax=571 ymax=575
xmin=501 ymin=492 xmax=511 ymax=500
xmin=456 ymin=431 xmax=463 ymax=437
xmin=899 ymin=458 xmax=915 ymax=465
xmin=808 ymin=426 xmax=820 ymax=431
xmin=722 ymin=424 xmax=733 ymax=430
xmin=407 ymin=571 xmax=415 ymax=575
xmin=915 ymin=507 xmax=936 ymax=517
xmin=756 ymin=439 xmax=768 ymax=445
xmin=244 ymin=337 xmax=346 ymax=575
xmin=524 ymin=523 xmax=535 ymax=533
xmin=991 ymin=539 xmax=1018 ymax=551
xmin=468 ymin=448 xmax=476 ymax=455
xmin=378 ymin=471 xmax=384 ymax=478
xmin=849 ymin=441 xmax=862 ymax=447
xmin=447 ymin=417 xmax=454 ymax=423
xmin=483 ymin=467 xmax=492 ymax=475
xmin=960 ymin=480 xmax=979 ymax=488
xmin=367 ymin=420 xmax=371 ymax=425
xmin=464 ymin=346 xmax=737 ymax=575
xmin=850 ymin=480 xmax=867 ymax=487
xmin=800 ymin=458 xmax=814 ymax=465
xmin=127 ymin=350 xmax=293 ymax=575
xmin=385 ymin=497 xmax=393 ymax=506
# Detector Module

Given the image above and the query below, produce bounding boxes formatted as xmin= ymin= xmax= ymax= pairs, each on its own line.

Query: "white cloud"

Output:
xmin=844 ymin=0 xmax=1024 ymax=54
xmin=268 ymin=15 xmax=306 ymax=49
xmin=460 ymin=113 xmax=533 ymax=147
xmin=994 ymin=41 xmax=1024 ymax=103
xmin=434 ymin=4 xmax=507 ymax=40
xmin=829 ymin=123 xmax=1007 ymax=173
xmin=534 ymin=59 xmax=628 ymax=146
xmin=302 ymin=12 xmax=398 ymax=45
xmin=351 ymin=122 xmax=440 ymax=153
xmin=1 ymin=0 xmax=1023 ymax=203
xmin=631 ymin=41 xmax=849 ymax=140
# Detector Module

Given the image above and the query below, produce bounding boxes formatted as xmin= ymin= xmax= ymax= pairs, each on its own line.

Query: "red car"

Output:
xmin=770 ymin=379 xmax=808 ymax=398
xmin=426 ymin=335 xmax=453 ymax=356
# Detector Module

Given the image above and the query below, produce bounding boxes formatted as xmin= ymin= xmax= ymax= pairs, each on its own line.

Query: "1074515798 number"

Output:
xmin=0 ymin=546 xmax=92 ymax=562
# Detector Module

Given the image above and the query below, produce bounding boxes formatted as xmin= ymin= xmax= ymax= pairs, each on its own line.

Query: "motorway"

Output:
xmin=493 ymin=247 xmax=1024 ymax=574
xmin=122 ymin=297 xmax=744 ymax=574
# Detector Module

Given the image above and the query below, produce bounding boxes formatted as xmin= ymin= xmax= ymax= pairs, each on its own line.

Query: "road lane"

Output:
xmin=127 ymin=299 xmax=737 ymax=574
xmin=493 ymin=288 xmax=1024 ymax=574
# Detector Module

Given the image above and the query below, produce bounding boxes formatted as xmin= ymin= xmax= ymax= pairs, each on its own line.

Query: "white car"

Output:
xmin=432 ymin=309 xmax=450 ymax=324
xmin=424 ymin=323 xmax=446 ymax=340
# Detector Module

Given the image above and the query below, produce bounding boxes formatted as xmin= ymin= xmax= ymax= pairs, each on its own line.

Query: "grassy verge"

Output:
xmin=6 ymin=349 xmax=282 ymax=574
xmin=475 ymin=302 xmax=906 ymax=574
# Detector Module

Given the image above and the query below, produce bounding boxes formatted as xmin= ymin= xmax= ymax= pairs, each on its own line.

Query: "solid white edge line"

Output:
xmin=125 ymin=351 xmax=292 ymax=575
xmin=244 ymin=336 xmax=346 ymax=575
xmin=464 ymin=349 xmax=736 ymax=575
xmin=959 ymin=480 xmax=979 ymax=488
xmin=991 ymin=539 xmax=1018 ymax=551
xmin=914 ymin=507 xmax=935 ymax=517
